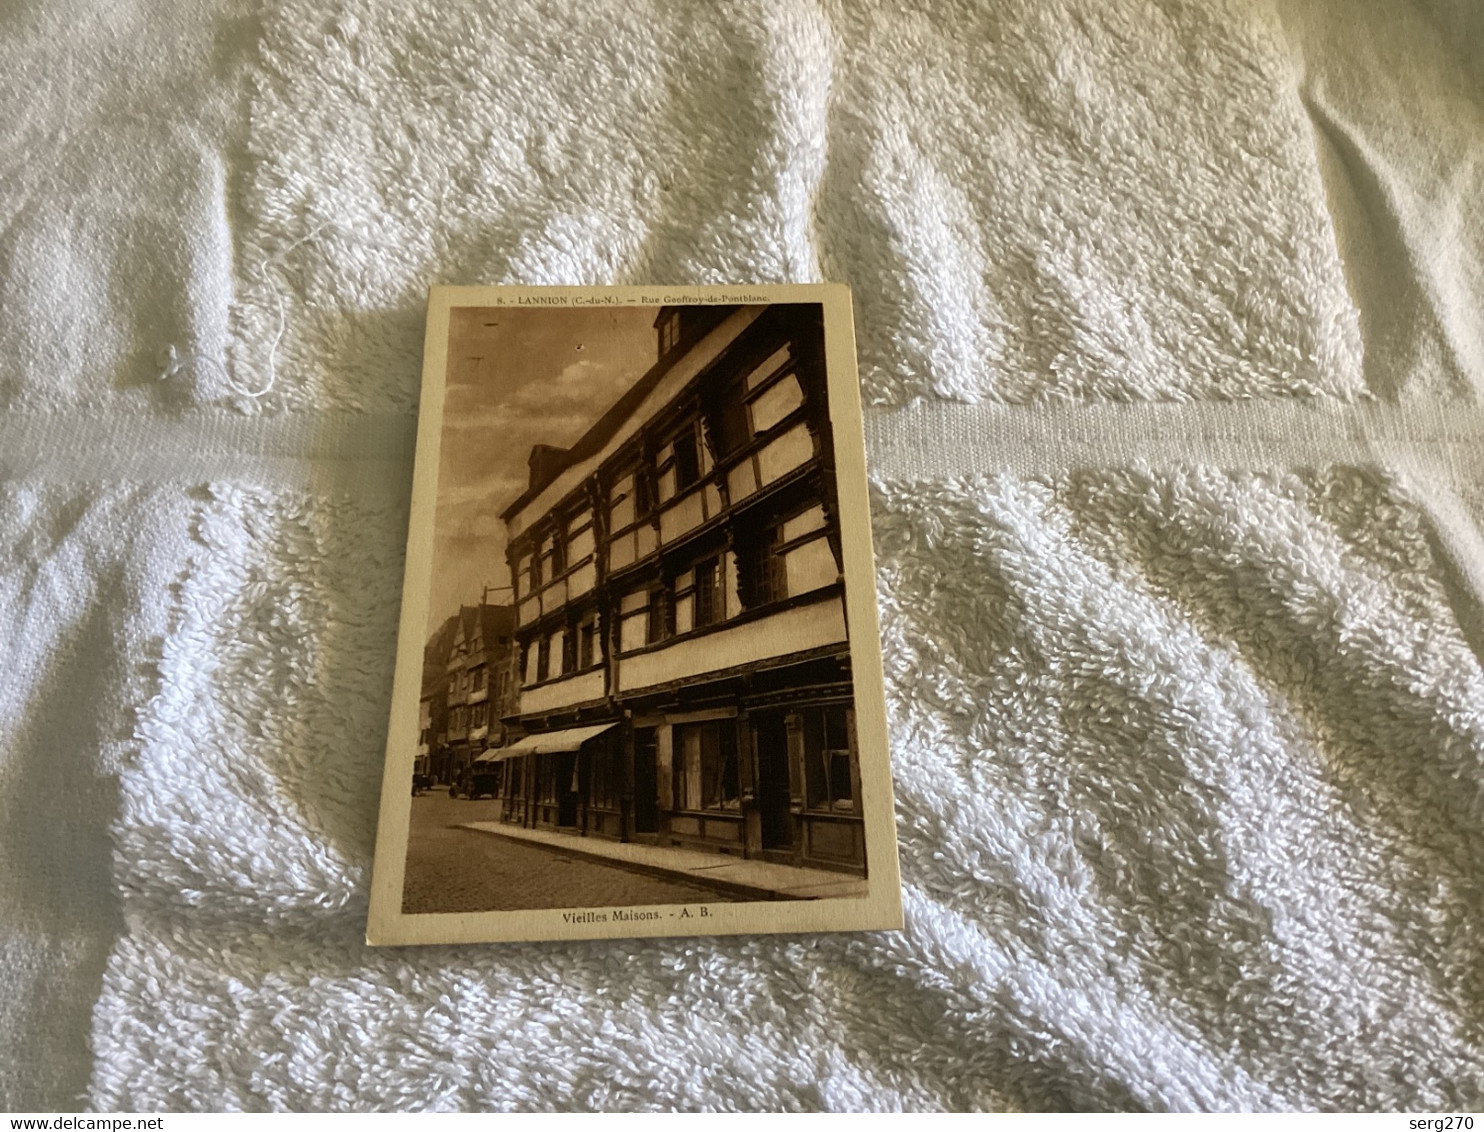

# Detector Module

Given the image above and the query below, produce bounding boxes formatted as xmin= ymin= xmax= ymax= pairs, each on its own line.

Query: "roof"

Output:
xmin=499 ymin=305 xmax=739 ymax=521
xmin=461 ymin=603 xmax=516 ymax=666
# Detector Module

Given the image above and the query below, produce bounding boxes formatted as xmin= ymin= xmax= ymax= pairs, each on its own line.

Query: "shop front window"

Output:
xmin=589 ymin=745 xmax=620 ymax=810
xmin=537 ymin=755 xmax=561 ymax=804
xmin=804 ymin=705 xmax=856 ymax=813
xmin=674 ymin=721 xmax=740 ymax=812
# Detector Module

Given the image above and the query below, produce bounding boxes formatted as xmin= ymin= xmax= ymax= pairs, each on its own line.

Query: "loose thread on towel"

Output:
xmin=158 ymin=221 xmax=333 ymax=400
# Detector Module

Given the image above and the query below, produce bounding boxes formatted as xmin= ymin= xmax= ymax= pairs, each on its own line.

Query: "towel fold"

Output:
xmin=2 ymin=0 xmax=1482 ymax=1112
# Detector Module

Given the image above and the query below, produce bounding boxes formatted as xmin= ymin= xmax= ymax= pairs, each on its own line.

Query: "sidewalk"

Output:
xmin=459 ymin=821 xmax=870 ymax=902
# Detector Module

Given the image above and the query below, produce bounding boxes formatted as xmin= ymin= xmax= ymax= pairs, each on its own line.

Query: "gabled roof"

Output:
xmin=459 ymin=604 xmax=480 ymax=640
xmin=444 ymin=606 xmax=475 ymax=661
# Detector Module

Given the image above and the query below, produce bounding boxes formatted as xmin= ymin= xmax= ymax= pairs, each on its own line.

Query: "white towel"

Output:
xmin=3 ymin=0 xmax=1482 ymax=1112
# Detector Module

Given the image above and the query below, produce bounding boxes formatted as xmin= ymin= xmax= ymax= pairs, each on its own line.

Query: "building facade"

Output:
xmin=418 ymin=613 xmax=460 ymax=784
xmin=489 ymin=303 xmax=866 ymax=875
xmin=438 ymin=603 xmax=517 ymax=786
xmin=444 ymin=612 xmax=472 ymax=781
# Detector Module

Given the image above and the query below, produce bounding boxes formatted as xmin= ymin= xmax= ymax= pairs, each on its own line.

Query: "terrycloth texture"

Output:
xmin=2 ymin=0 xmax=1483 ymax=1112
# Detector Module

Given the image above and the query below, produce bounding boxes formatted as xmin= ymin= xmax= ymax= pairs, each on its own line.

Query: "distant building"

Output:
xmin=490 ymin=303 xmax=865 ymax=875
xmin=416 ymin=686 xmax=440 ymax=784
xmin=466 ymin=603 xmax=517 ymax=753
xmin=418 ymin=613 xmax=460 ymax=784
xmin=442 ymin=603 xmax=517 ymax=785
xmin=444 ymin=613 xmax=471 ymax=781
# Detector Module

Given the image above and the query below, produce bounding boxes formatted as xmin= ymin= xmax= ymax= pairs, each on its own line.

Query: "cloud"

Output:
xmin=426 ymin=305 xmax=658 ymax=626
xmin=508 ymin=356 xmax=636 ymax=420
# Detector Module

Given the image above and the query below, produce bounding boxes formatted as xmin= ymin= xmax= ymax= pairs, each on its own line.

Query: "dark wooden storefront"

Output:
xmin=496 ymin=656 xmax=866 ymax=875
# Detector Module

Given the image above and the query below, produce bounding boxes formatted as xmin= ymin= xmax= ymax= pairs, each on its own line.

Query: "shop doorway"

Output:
xmin=754 ymin=713 xmax=793 ymax=850
xmin=557 ymin=751 xmax=579 ymax=827
xmin=633 ymin=727 xmax=659 ymax=834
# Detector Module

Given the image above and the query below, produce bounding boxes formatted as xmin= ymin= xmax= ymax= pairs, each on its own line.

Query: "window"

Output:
xmin=567 ymin=513 xmax=595 ymax=563
xmin=693 ymin=557 xmax=723 ymax=628
xmin=619 ymin=589 xmax=649 ymax=654
xmin=744 ymin=508 xmax=838 ymax=609
xmin=617 ymin=586 xmax=672 ymax=653
xmin=657 ymin=421 xmax=711 ymax=503
xmin=673 ymin=428 xmax=701 ymax=491
xmin=717 ymin=389 xmax=750 ymax=456
xmin=646 ymin=587 xmax=669 ymax=645
xmin=535 ymin=526 xmax=566 ymax=586
xmin=671 ymin=556 xmax=725 ymax=635
xmin=635 ymin=466 xmax=654 ymax=514
xmin=578 ymin=614 xmax=597 ymax=669
xmin=751 ymin=525 xmax=788 ymax=606
xmin=589 ymin=746 xmax=620 ymax=810
xmin=608 ymin=467 xmax=658 ymax=573
xmin=658 ymin=310 xmax=681 ymax=355
xmin=748 ymin=373 xmax=804 ymax=435
xmin=715 ymin=348 xmax=802 ymax=457
xmin=745 ymin=345 xmax=790 ymax=391
xmin=536 ymin=636 xmax=550 ymax=682
xmin=804 ymin=705 xmax=855 ymax=812
xmin=674 ymin=721 xmax=740 ymax=812
xmin=537 ymin=756 xmax=562 ymax=804
xmin=610 ymin=472 xmax=636 ymax=532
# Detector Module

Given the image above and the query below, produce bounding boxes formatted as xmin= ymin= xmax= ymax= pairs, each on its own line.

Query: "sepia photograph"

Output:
xmin=367 ymin=285 xmax=901 ymax=945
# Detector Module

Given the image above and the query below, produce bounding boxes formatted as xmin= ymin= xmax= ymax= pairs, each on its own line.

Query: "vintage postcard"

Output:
xmin=367 ymin=284 xmax=902 ymax=945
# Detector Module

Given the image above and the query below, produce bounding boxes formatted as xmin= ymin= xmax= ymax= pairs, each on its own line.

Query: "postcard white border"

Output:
xmin=367 ymin=284 xmax=902 ymax=946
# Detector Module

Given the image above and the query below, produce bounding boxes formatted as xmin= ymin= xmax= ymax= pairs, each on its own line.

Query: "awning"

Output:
xmin=497 ymin=722 xmax=619 ymax=757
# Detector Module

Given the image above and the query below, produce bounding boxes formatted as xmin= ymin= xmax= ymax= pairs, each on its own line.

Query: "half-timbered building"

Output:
xmin=442 ymin=602 xmax=517 ymax=785
xmin=489 ymin=303 xmax=866 ymax=875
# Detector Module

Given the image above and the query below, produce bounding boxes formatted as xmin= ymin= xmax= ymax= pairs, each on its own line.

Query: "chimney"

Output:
xmin=527 ymin=444 xmax=570 ymax=492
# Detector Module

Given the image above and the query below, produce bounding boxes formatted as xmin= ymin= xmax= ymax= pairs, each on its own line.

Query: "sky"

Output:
xmin=426 ymin=305 xmax=660 ymax=634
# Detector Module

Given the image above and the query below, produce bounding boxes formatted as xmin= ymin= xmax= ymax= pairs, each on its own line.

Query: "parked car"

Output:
xmin=453 ymin=765 xmax=501 ymax=800
xmin=411 ymin=756 xmax=433 ymax=795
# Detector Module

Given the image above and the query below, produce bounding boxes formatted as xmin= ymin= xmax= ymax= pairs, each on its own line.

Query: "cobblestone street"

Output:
xmin=401 ymin=788 xmax=744 ymax=914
